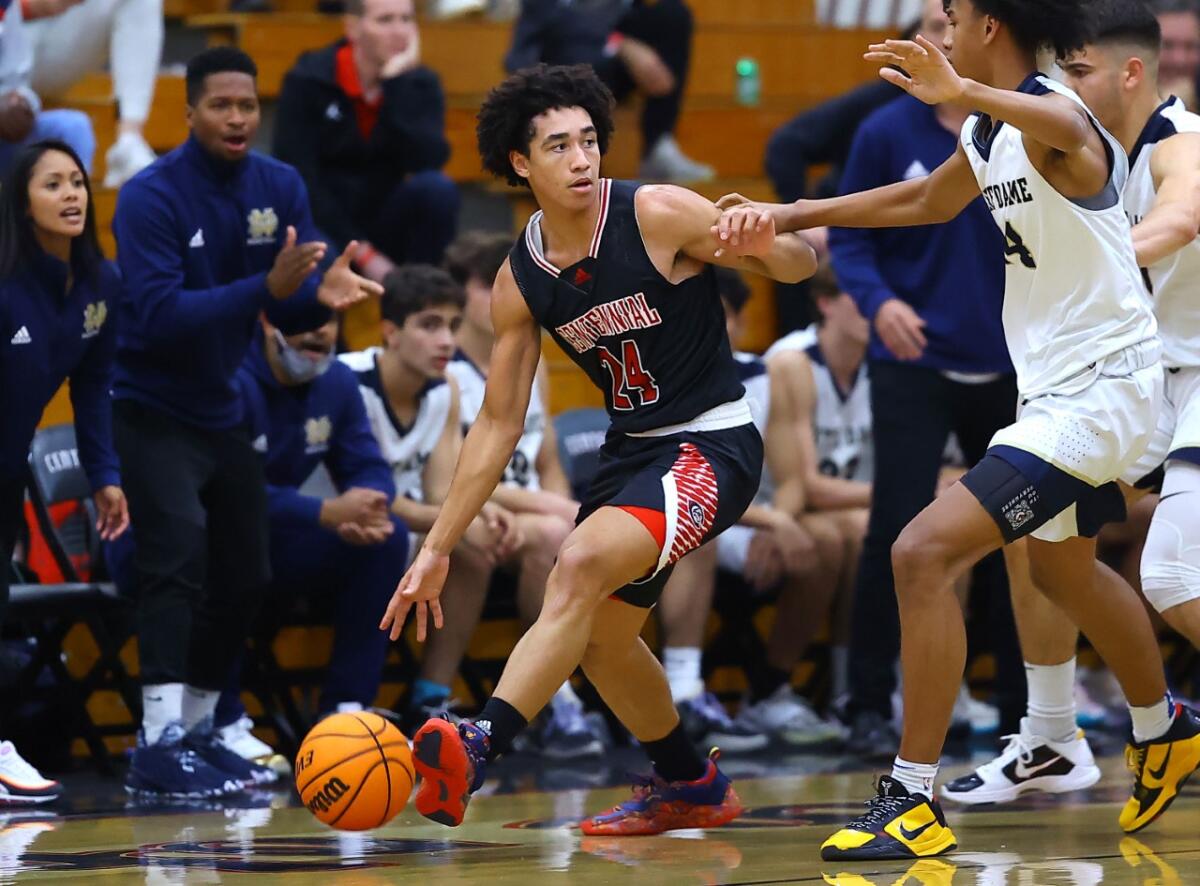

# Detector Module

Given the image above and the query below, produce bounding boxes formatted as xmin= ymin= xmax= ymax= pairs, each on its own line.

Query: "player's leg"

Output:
xmin=1144 ymin=437 xmax=1200 ymax=647
xmin=511 ymin=511 xmax=604 ymax=760
xmin=822 ymin=481 xmax=999 ymax=862
xmin=1025 ymin=533 xmax=1200 ymax=833
xmin=658 ymin=540 xmax=766 ymax=752
xmin=738 ymin=513 xmax=846 ymax=747
xmin=941 ymin=538 xmax=1097 ymax=805
xmin=577 ymin=596 xmax=743 ymax=836
xmin=404 ymin=539 xmax=493 ymax=729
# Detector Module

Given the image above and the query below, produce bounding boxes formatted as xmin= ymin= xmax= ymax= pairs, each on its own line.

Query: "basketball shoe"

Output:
xmin=0 ymin=743 xmax=60 ymax=805
xmin=579 ymin=748 xmax=743 ymax=836
xmin=217 ymin=716 xmax=290 ymax=777
xmin=734 ymin=686 xmax=847 ymax=748
xmin=1119 ymin=703 xmax=1200 ymax=833
xmin=677 ymin=692 xmax=768 ymax=753
xmin=412 ymin=717 xmax=490 ymax=827
xmin=187 ymin=718 xmax=279 ymax=786
xmin=821 ymin=776 xmax=957 ymax=861
xmin=940 ymin=718 xmax=1100 ymax=805
xmin=126 ymin=723 xmax=243 ymax=798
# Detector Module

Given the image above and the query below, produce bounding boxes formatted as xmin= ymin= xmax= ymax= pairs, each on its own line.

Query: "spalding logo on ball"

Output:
xmin=295 ymin=712 xmax=415 ymax=831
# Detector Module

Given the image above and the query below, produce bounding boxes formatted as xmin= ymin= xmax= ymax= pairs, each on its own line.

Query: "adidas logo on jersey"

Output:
xmin=9 ymin=326 xmax=31 ymax=345
xmin=903 ymin=160 xmax=930 ymax=180
xmin=189 ymin=229 xmax=205 ymax=248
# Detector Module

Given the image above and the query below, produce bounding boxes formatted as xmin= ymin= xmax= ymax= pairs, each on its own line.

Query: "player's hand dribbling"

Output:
xmin=381 ymin=547 xmax=450 ymax=642
xmin=319 ymin=240 xmax=385 ymax=310
xmin=865 ymin=36 xmax=966 ymax=106
xmin=267 ymin=226 xmax=326 ymax=300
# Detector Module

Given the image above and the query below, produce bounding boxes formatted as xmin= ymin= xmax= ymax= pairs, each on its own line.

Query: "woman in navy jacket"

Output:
xmin=0 ymin=140 xmax=128 ymax=803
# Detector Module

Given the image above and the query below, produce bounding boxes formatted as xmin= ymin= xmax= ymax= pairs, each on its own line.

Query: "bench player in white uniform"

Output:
xmin=717 ymin=0 xmax=1200 ymax=859
xmin=443 ymin=232 xmax=606 ymax=760
xmin=341 ymin=265 xmax=519 ymax=733
xmin=945 ymin=1 xmax=1200 ymax=809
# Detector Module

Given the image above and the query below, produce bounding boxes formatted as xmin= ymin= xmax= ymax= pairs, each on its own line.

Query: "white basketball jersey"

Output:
xmin=805 ymin=342 xmax=874 ymax=484
xmin=339 ymin=348 xmax=453 ymax=502
xmin=1124 ymin=97 xmax=1200 ymax=369
xmin=764 ymin=324 xmax=818 ymax=359
xmin=734 ymin=352 xmax=774 ymax=504
xmin=447 ymin=351 xmax=547 ymax=490
xmin=961 ymin=74 xmax=1158 ymax=399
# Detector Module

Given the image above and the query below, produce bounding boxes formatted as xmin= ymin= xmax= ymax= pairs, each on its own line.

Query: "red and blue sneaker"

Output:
xmin=580 ymin=749 xmax=743 ymax=836
xmin=412 ymin=717 xmax=490 ymax=827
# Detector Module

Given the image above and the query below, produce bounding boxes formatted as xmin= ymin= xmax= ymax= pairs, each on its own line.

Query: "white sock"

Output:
xmin=1129 ymin=694 xmax=1175 ymax=744
xmin=180 ymin=685 xmax=220 ymax=732
xmin=891 ymin=757 xmax=938 ymax=799
xmin=553 ymin=681 xmax=582 ymax=708
xmin=663 ymin=646 xmax=704 ymax=703
xmin=142 ymin=683 xmax=183 ymax=744
xmin=336 ymin=702 xmax=365 ymax=714
xmin=1025 ymin=658 xmax=1079 ymax=743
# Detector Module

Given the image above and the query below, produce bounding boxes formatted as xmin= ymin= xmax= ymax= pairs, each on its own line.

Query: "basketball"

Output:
xmin=294 ymin=712 xmax=414 ymax=831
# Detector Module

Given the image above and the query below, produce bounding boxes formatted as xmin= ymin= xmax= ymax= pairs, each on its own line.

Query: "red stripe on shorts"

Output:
xmin=667 ymin=443 xmax=718 ymax=565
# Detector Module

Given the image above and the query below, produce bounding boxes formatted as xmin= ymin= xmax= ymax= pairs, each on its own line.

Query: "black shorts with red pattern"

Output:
xmin=574 ymin=422 xmax=763 ymax=608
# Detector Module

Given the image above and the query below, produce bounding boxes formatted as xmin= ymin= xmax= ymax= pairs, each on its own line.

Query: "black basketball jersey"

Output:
xmin=509 ymin=179 xmax=744 ymax=435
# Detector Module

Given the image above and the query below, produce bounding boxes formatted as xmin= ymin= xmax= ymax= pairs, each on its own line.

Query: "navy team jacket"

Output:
xmin=113 ymin=136 xmax=331 ymax=430
xmin=0 ymin=253 xmax=121 ymax=491
xmin=235 ymin=337 xmax=395 ymax=531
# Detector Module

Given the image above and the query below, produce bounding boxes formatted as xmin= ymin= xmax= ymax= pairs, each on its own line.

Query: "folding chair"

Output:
xmin=553 ymin=408 xmax=609 ymax=502
xmin=6 ymin=425 xmax=140 ymax=771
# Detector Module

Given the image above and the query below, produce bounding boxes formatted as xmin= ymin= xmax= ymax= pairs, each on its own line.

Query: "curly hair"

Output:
xmin=477 ymin=64 xmax=616 ymax=188
xmin=949 ymin=0 xmax=1092 ymax=57
xmin=381 ymin=264 xmax=465 ymax=328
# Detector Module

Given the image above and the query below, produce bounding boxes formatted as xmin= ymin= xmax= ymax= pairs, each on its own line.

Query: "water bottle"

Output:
xmin=735 ymin=57 xmax=761 ymax=107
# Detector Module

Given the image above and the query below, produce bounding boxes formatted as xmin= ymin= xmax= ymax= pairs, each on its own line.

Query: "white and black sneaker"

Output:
xmin=941 ymin=718 xmax=1101 ymax=805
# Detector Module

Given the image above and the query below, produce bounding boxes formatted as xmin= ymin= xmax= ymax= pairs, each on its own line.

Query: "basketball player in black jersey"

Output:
xmin=378 ymin=64 xmax=816 ymax=834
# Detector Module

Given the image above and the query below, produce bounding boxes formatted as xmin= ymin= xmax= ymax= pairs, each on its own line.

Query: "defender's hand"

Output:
xmin=865 ymin=36 xmax=966 ymax=106
xmin=713 ymin=204 xmax=777 ymax=259
xmin=381 ymin=546 xmax=450 ymax=642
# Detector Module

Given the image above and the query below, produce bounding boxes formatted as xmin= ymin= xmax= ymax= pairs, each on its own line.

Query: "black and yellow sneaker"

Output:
xmin=822 ymin=859 xmax=958 ymax=885
xmin=1119 ymin=704 xmax=1200 ymax=833
xmin=821 ymin=776 xmax=957 ymax=862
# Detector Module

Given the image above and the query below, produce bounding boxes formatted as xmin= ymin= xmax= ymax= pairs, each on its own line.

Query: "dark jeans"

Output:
xmin=848 ymin=361 xmax=1026 ymax=733
xmin=0 ymin=478 xmax=23 ymax=625
xmin=596 ymin=0 xmax=693 ymax=153
xmin=216 ymin=516 xmax=410 ymax=724
xmin=113 ymin=400 xmax=271 ymax=690
xmin=367 ymin=171 xmax=460 ymax=266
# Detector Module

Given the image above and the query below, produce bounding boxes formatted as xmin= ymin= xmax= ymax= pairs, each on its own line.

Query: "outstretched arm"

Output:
xmin=1136 ymin=132 xmax=1200 ymax=268
xmin=635 ymin=184 xmax=817 ymax=283
xmin=381 ymin=259 xmax=540 ymax=640
xmin=720 ymin=145 xmax=979 ymax=236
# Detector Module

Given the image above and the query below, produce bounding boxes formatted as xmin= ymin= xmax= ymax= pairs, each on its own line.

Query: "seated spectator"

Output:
xmin=22 ymin=0 xmax=162 ymax=187
xmin=339 ymin=265 xmax=514 ymax=734
xmin=658 ymin=268 xmax=853 ymax=751
xmin=213 ymin=312 xmax=408 ymax=769
xmin=274 ymin=0 xmax=459 ymax=279
xmin=0 ymin=0 xmax=94 ymax=176
xmin=505 ymin=0 xmax=713 ymax=183
xmin=1152 ymin=0 xmax=1200 ymax=109
xmin=444 ymin=231 xmax=605 ymax=760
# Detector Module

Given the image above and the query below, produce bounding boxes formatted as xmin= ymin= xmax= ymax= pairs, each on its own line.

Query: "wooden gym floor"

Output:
xmin=2 ymin=745 xmax=1198 ymax=883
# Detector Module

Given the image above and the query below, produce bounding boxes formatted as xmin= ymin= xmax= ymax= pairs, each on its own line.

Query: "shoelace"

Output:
xmin=982 ymin=732 xmax=1037 ymax=776
xmin=1126 ymin=744 xmax=1147 ymax=776
xmin=847 ymin=793 xmax=908 ymax=830
xmin=616 ymin=772 xmax=667 ymax=810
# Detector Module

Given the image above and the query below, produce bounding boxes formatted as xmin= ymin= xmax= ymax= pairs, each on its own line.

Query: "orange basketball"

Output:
xmin=294 ymin=712 xmax=414 ymax=831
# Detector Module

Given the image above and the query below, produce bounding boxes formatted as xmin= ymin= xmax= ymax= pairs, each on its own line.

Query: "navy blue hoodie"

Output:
xmin=829 ymin=96 xmax=1012 ymax=375
xmin=0 ymin=252 xmax=121 ymax=490
xmin=235 ymin=337 xmax=395 ymax=531
xmin=113 ymin=136 xmax=330 ymax=429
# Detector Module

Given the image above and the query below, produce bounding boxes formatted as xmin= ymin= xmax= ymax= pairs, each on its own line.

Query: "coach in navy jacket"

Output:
xmin=216 ymin=318 xmax=407 ymax=721
xmin=111 ymin=47 xmax=381 ymax=798
xmin=828 ymin=62 xmax=1027 ymax=752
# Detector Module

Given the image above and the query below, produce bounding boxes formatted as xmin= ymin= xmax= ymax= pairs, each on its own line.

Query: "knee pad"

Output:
xmin=1141 ymin=463 xmax=1200 ymax=613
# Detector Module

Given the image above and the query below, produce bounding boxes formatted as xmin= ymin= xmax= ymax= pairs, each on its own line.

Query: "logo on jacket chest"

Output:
xmin=305 ymin=415 xmax=332 ymax=453
xmin=555 ymin=293 xmax=663 ymax=354
xmin=247 ymin=207 xmax=279 ymax=245
xmin=82 ymin=301 xmax=107 ymax=339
